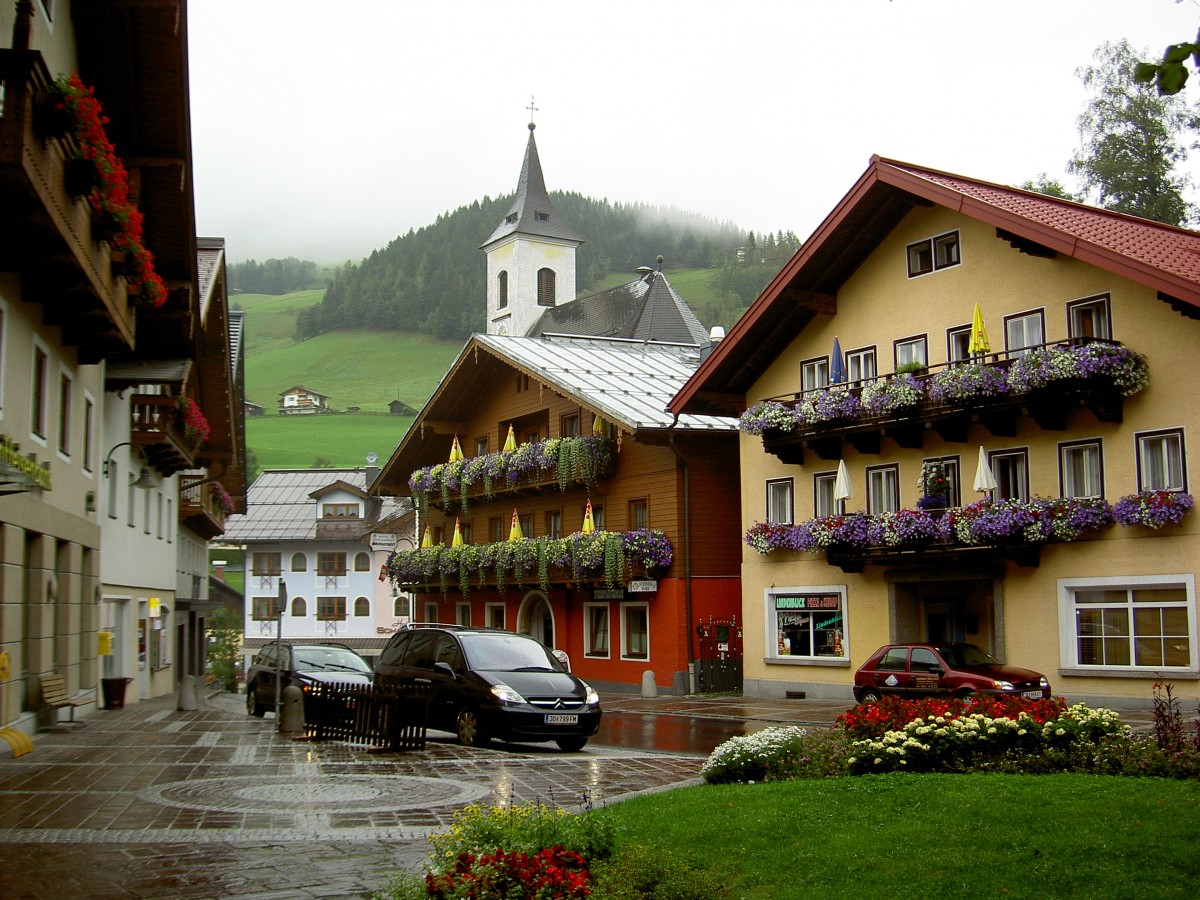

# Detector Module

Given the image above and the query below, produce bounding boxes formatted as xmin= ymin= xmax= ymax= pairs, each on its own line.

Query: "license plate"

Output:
xmin=544 ymin=714 xmax=578 ymax=725
xmin=1021 ymin=691 xmax=1042 ymax=699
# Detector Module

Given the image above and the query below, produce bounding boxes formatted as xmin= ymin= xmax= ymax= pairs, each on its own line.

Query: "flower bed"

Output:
xmin=385 ymin=528 xmax=672 ymax=594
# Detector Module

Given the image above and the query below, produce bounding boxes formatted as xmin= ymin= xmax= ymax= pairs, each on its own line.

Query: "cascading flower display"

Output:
xmin=1113 ymin=490 xmax=1194 ymax=528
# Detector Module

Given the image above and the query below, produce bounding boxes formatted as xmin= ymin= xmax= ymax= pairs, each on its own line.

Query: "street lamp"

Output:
xmin=103 ymin=442 xmax=157 ymax=490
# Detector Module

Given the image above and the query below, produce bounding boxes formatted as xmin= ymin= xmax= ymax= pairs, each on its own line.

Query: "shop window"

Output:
xmin=770 ymin=588 xmax=847 ymax=660
xmin=585 ymin=602 xmax=610 ymax=657
xmin=1060 ymin=576 xmax=1195 ymax=670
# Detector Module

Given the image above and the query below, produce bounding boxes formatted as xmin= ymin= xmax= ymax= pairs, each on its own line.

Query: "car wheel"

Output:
xmin=859 ymin=688 xmax=882 ymax=704
xmin=456 ymin=708 xmax=488 ymax=747
xmin=955 ymin=688 xmax=977 ymax=701
xmin=555 ymin=737 xmax=587 ymax=752
xmin=246 ymin=681 xmax=265 ymax=717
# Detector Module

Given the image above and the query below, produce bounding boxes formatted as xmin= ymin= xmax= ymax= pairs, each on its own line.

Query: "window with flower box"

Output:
xmin=894 ymin=335 xmax=927 ymax=371
xmin=518 ymin=513 xmax=533 ymax=538
xmin=947 ymin=324 xmax=972 ymax=363
xmin=769 ymin=587 xmax=848 ymax=661
xmin=1136 ymin=429 xmax=1185 ymax=492
xmin=584 ymin=602 xmax=610 ymax=657
xmin=561 ymin=413 xmax=580 ymax=437
xmin=591 ymin=504 xmax=605 ymax=530
xmin=489 ymin=517 xmax=504 ymax=543
xmin=1068 ymin=295 xmax=1112 ymax=340
xmin=921 ymin=456 xmax=960 ymax=507
xmin=475 ymin=436 xmax=489 ymax=456
xmin=989 ymin=449 xmax=1029 ymax=501
xmin=629 ymin=499 xmax=649 ymax=531
xmin=545 ymin=509 xmax=562 ymax=538
xmin=846 ymin=347 xmax=877 ymax=385
xmin=1059 ymin=440 xmax=1104 ymax=499
xmin=1059 ymin=575 xmax=1195 ymax=671
xmin=814 ymin=472 xmax=836 ymax=518
xmin=766 ymin=478 xmax=794 ymax=525
xmin=317 ymin=596 xmax=346 ymax=621
xmin=801 ymin=356 xmax=829 ymax=395
xmin=620 ymin=602 xmax=648 ymax=660
xmin=1004 ymin=310 xmax=1044 ymax=359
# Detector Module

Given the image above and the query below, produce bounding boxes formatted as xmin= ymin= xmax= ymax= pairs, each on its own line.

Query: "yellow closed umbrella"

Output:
xmin=508 ymin=508 xmax=523 ymax=541
xmin=592 ymin=415 xmax=605 ymax=436
xmin=503 ymin=424 xmax=517 ymax=452
xmin=420 ymin=525 xmax=433 ymax=548
xmin=968 ymin=303 xmax=990 ymax=356
xmin=452 ymin=518 xmax=464 ymax=547
xmin=581 ymin=499 xmax=596 ymax=534
xmin=449 ymin=435 xmax=464 ymax=462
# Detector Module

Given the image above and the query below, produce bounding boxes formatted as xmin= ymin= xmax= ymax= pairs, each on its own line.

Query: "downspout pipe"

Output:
xmin=667 ymin=413 xmax=694 ymax=679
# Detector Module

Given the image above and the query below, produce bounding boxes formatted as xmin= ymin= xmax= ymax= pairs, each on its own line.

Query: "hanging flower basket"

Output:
xmin=1112 ymin=490 xmax=1193 ymax=529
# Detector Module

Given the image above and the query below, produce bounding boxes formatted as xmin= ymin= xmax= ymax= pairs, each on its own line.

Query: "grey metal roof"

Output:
xmin=105 ymin=358 xmax=192 ymax=389
xmin=481 ymin=126 xmax=582 ymax=249
xmin=221 ymin=469 xmax=409 ymax=543
xmin=473 ymin=334 xmax=736 ymax=432
xmin=528 ymin=270 xmax=710 ymax=346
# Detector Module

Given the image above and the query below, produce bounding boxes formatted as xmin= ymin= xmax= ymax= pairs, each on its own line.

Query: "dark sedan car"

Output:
xmin=853 ymin=642 xmax=1051 ymax=703
xmin=245 ymin=642 xmax=372 ymax=716
xmin=374 ymin=625 xmax=601 ymax=751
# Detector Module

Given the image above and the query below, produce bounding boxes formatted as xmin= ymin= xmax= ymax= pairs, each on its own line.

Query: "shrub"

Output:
xmin=700 ymin=726 xmax=809 ymax=784
xmin=590 ymin=843 xmax=728 ymax=900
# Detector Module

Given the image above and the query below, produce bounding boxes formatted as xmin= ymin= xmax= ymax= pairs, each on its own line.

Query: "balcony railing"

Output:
xmin=0 ymin=49 xmax=135 ymax=361
xmin=179 ymin=476 xmax=228 ymax=540
xmin=130 ymin=394 xmax=197 ymax=475
xmin=746 ymin=339 xmax=1145 ymax=464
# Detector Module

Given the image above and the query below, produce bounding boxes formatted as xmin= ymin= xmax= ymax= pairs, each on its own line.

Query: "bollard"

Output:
xmin=641 ymin=670 xmax=658 ymax=698
xmin=176 ymin=675 xmax=198 ymax=711
xmin=278 ymin=684 xmax=305 ymax=734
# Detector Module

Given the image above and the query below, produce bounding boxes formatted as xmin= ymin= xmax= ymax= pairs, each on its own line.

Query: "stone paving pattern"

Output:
xmin=0 ymin=689 xmax=1157 ymax=899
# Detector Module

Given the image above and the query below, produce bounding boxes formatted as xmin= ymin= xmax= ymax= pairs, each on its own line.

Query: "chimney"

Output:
xmin=364 ymin=451 xmax=381 ymax=488
xmin=212 ymin=560 xmax=227 ymax=582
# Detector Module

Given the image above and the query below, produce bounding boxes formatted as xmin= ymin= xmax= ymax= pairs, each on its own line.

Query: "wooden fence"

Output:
xmin=300 ymin=681 xmax=430 ymax=751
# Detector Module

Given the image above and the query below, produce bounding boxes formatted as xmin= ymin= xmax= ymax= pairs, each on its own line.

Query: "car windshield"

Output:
xmin=935 ymin=643 xmax=999 ymax=668
xmin=293 ymin=648 xmax=371 ymax=674
xmin=461 ymin=633 xmax=565 ymax=672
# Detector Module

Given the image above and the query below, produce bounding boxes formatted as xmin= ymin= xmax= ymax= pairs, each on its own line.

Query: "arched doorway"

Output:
xmin=518 ymin=591 xmax=555 ymax=648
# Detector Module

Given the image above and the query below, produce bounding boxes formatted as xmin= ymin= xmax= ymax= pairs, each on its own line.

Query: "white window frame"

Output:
xmin=56 ymin=366 xmax=72 ymax=459
xmin=866 ymin=464 xmax=899 ymax=514
xmin=989 ymin=448 xmax=1029 ymax=501
xmin=1059 ymin=439 xmax=1104 ymax=499
xmin=1004 ymin=309 xmax=1045 ymax=358
xmin=455 ymin=602 xmax=471 ymax=626
xmin=1136 ymin=429 xmax=1186 ymax=492
xmin=423 ymin=601 xmax=439 ymax=623
xmin=766 ymin=478 xmax=794 ymax=525
xmin=846 ymin=347 xmax=877 ymax=385
xmin=1058 ymin=574 xmax=1196 ymax=673
xmin=30 ymin=339 xmax=49 ymax=443
xmin=947 ymin=324 xmax=971 ymax=363
xmin=81 ymin=390 xmax=95 ymax=473
xmin=620 ymin=601 xmax=649 ymax=661
xmin=814 ymin=472 xmax=837 ymax=518
xmin=485 ymin=602 xmax=505 ymax=630
xmin=583 ymin=601 xmax=610 ymax=658
xmin=766 ymin=584 xmax=849 ymax=663
xmin=801 ymin=357 xmax=829 ymax=395
xmin=894 ymin=335 xmax=927 ymax=370
xmin=1067 ymin=294 xmax=1112 ymax=341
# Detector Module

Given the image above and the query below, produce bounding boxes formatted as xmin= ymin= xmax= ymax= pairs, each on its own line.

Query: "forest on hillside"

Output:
xmin=293 ymin=193 xmax=800 ymax=341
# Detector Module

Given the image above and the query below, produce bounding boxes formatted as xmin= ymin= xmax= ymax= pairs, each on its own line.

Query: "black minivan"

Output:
xmin=374 ymin=625 xmax=601 ymax=751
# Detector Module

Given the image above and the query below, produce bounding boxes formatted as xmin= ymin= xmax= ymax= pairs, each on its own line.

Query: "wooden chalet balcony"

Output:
xmin=758 ymin=339 xmax=1133 ymax=465
xmin=0 ymin=50 xmax=136 ymax=361
xmin=825 ymin=537 xmax=1041 ymax=574
xmin=179 ymin=476 xmax=227 ymax=540
xmin=130 ymin=394 xmax=197 ymax=475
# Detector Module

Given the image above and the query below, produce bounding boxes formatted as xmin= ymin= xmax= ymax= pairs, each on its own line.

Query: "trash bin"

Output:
xmin=101 ymin=677 xmax=132 ymax=710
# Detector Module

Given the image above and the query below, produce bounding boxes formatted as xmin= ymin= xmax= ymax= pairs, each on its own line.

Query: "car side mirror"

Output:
xmin=433 ymin=661 xmax=457 ymax=679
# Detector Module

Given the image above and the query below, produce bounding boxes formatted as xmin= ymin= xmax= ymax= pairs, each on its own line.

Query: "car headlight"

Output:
xmin=490 ymin=684 xmax=526 ymax=706
xmin=1040 ymin=677 xmax=1051 ymax=690
xmin=992 ymin=680 xmax=1014 ymax=691
xmin=581 ymin=682 xmax=600 ymax=709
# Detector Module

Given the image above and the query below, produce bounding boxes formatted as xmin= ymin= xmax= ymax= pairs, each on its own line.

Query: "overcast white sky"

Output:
xmin=187 ymin=0 xmax=1200 ymax=265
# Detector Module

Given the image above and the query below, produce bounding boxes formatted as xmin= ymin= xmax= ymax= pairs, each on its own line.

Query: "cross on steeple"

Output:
xmin=527 ymin=95 xmax=538 ymax=130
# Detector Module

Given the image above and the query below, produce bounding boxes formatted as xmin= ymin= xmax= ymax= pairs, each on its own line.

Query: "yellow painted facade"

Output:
xmin=738 ymin=204 xmax=1200 ymax=707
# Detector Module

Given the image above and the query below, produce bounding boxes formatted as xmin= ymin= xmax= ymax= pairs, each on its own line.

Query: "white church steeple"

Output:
xmin=481 ymin=116 xmax=581 ymax=336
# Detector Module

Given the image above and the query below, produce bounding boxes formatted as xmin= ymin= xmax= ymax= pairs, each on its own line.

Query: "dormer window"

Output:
xmin=506 ymin=213 xmax=518 ymax=224
xmin=535 ymin=211 xmax=549 ymax=222
xmin=322 ymin=503 xmax=358 ymax=518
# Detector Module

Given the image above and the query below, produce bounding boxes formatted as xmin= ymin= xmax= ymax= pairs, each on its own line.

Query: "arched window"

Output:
xmin=291 ymin=552 xmax=307 ymax=572
xmin=394 ymin=596 xmax=410 ymax=617
xmin=498 ymin=270 xmax=509 ymax=309
xmin=537 ymin=268 xmax=556 ymax=307
xmin=354 ymin=552 xmax=371 ymax=572
xmin=291 ymin=597 xmax=307 ymax=617
xmin=354 ymin=596 xmax=370 ymax=617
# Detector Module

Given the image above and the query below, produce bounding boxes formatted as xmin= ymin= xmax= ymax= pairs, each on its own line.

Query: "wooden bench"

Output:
xmin=40 ymin=674 xmax=92 ymax=724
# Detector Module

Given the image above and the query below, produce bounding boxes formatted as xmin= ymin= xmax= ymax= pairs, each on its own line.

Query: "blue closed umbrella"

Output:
xmin=830 ymin=336 xmax=846 ymax=385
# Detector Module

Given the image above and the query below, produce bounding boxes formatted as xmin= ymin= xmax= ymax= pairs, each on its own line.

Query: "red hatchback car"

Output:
xmin=853 ymin=642 xmax=1051 ymax=703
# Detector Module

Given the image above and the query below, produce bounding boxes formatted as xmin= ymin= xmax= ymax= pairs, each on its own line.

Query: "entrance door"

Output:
xmin=925 ymin=601 xmax=964 ymax=643
xmin=520 ymin=593 xmax=554 ymax=648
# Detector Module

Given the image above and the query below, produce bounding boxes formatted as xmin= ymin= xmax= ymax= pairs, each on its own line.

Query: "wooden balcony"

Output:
xmin=130 ymin=394 xmax=196 ymax=475
xmin=0 ymin=50 xmax=136 ymax=361
xmin=760 ymin=340 xmax=1130 ymax=465
xmin=179 ymin=476 xmax=227 ymax=540
xmin=825 ymin=538 xmax=1041 ymax=574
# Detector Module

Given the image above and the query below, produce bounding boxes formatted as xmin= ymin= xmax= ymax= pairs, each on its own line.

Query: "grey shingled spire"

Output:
xmin=481 ymin=124 xmax=583 ymax=249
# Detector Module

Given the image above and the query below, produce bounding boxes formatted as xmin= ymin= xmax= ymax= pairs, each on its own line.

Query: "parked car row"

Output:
xmin=244 ymin=625 xmax=602 ymax=751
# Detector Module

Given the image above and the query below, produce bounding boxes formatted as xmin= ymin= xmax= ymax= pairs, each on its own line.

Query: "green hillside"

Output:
xmin=245 ymin=413 xmax=417 ymax=469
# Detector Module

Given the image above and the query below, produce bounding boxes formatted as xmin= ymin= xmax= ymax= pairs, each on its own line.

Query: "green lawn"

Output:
xmin=593 ymin=773 xmax=1200 ymax=898
xmin=246 ymin=413 xmax=416 ymax=470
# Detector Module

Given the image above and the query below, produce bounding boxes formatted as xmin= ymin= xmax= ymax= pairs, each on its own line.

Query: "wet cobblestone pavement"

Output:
xmin=0 ymin=693 xmax=708 ymax=899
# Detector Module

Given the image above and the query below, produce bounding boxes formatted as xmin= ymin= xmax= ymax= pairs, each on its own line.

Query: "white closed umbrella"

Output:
xmin=834 ymin=460 xmax=852 ymax=513
xmin=973 ymin=446 xmax=998 ymax=495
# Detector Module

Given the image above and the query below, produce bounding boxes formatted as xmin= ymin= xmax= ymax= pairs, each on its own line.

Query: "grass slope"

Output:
xmin=246 ymin=413 xmax=416 ymax=469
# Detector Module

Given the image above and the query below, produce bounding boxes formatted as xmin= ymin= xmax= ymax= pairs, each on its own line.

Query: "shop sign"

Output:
xmin=0 ymin=435 xmax=52 ymax=490
xmin=593 ymin=588 xmax=623 ymax=600
xmin=147 ymin=596 xmax=160 ymax=618
xmin=628 ymin=580 xmax=658 ymax=593
xmin=370 ymin=533 xmax=398 ymax=551
xmin=775 ymin=594 xmax=840 ymax=610
xmin=98 ymin=630 xmax=113 ymax=656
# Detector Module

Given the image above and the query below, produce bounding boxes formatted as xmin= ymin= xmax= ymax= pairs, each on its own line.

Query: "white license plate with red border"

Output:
xmin=544 ymin=714 xmax=578 ymax=725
